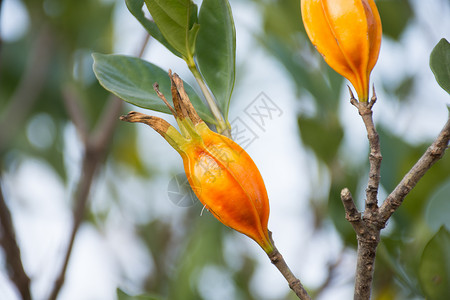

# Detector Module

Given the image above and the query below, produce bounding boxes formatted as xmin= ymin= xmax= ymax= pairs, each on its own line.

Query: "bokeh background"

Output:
xmin=1 ymin=0 xmax=449 ymax=299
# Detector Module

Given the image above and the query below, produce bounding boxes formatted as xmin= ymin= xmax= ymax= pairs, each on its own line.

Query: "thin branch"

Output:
xmin=341 ymin=185 xmax=379 ymax=300
xmin=268 ymin=232 xmax=311 ymax=300
xmin=349 ymin=87 xmax=382 ymax=217
xmin=0 ymin=23 xmax=54 ymax=300
xmin=137 ymin=32 xmax=151 ymax=58
xmin=48 ymin=97 xmax=123 ymax=300
xmin=349 ymin=87 xmax=383 ymax=300
xmin=345 ymin=88 xmax=385 ymax=300
xmin=0 ymin=181 xmax=32 ymax=300
xmin=340 ymin=188 xmax=363 ymax=234
xmin=47 ymin=35 xmax=149 ymax=300
xmin=378 ymin=114 xmax=450 ymax=225
xmin=47 ymin=143 xmax=102 ymax=300
xmin=343 ymin=88 xmax=450 ymax=300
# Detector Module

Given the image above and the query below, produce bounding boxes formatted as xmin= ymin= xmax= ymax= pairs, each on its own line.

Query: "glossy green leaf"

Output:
xmin=430 ymin=38 xmax=450 ymax=94
xmin=92 ymin=53 xmax=216 ymax=124
xmin=125 ymin=0 xmax=181 ymax=57
xmin=196 ymin=0 xmax=236 ymax=119
xmin=144 ymin=0 xmax=199 ymax=60
xmin=419 ymin=227 xmax=450 ymax=300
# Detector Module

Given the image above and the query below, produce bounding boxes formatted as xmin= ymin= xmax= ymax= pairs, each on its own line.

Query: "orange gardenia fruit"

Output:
xmin=301 ymin=0 xmax=382 ymax=102
xmin=121 ymin=71 xmax=274 ymax=254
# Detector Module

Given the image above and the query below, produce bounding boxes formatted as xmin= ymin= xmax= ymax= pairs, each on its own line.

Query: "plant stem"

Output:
xmin=48 ymin=34 xmax=150 ymax=300
xmin=348 ymin=90 xmax=383 ymax=300
xmin=0 ymin=181 xmax=32 ymax=300
xmin=354 ymin=229 xmax=379 ymax=300
xmin=378 ymin=115 xmax=450 ymax=224
xmin=188 ymin=63 xmax=231 ymax=138
xmin=268 ymin=232 xmax=311 ymax=300
xmin=342 ymin=90 xmax=450 ymax=300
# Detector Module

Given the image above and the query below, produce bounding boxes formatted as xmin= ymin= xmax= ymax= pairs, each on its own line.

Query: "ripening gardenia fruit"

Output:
xmin=120 ymin=71 xmax=274 ymax=254
xmin=301 ymin=0 xmax=382 ymax=102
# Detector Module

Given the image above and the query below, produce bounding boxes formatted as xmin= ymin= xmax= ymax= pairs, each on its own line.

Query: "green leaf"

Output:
xmin=125 ymin=0 xmax=182 ymax=57
xmin=117 ymin=288 xmax=161 ymax=300
xmin=419 ymin=227 xmax=450 ymax=300
xmin=425 ymin=179 xmax=450 ymax=232
xmin=92 ymin=53 xmax=216 ymax=124
xmin=430 ymin=38 xmax=450 ymax=94
xmin=144 ymin=0 xmax=199 ymax=61
xmin=196 ymin=0 xmax=236 ymax=119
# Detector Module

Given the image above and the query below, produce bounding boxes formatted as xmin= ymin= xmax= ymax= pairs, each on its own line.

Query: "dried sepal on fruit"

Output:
xmin=120 ymin=71 xmax=274 ymax=254
xmin=301 ymin=0 xmax=382 ymax=102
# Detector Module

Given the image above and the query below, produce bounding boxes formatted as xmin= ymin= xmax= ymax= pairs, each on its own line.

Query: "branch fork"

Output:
xmin=341 ymin=87 xmax=450 ymax=299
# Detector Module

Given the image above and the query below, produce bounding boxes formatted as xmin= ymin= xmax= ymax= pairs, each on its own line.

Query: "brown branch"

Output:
xmin=47 ymin=145 xmax=101 ymax=300
xmin=0 ymin=182 xmax=32 ymax=300
xmin=378 ymin=114 xmax=450 ymax=225
xmin=349 ymin=87 xmax=382 ymax=217
xmin=340 ymin=188 xmax=363 ymax=234
xmin=342 ymin=89 xmax=450 ymax=300
xmin=0 ymin=23 xmax=54 ymax=300
xmin=268 ymin=232 xmax=311 ymax=300
xmin=47 ymin=95 xmax=122 ymax=300
xmin=346 ymin=88 xmax=383 ymax=300
xmin=340 ymin=186 xmax=379 ymax=300
xmin=47 ymin=34 xmax=149 ymax=300
xmin=354 ymin=229 xmax=379 ymax=300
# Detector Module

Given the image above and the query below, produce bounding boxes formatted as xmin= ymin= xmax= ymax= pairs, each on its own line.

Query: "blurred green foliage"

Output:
xmin=0 ymin=0 xmax=449 ymax=299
